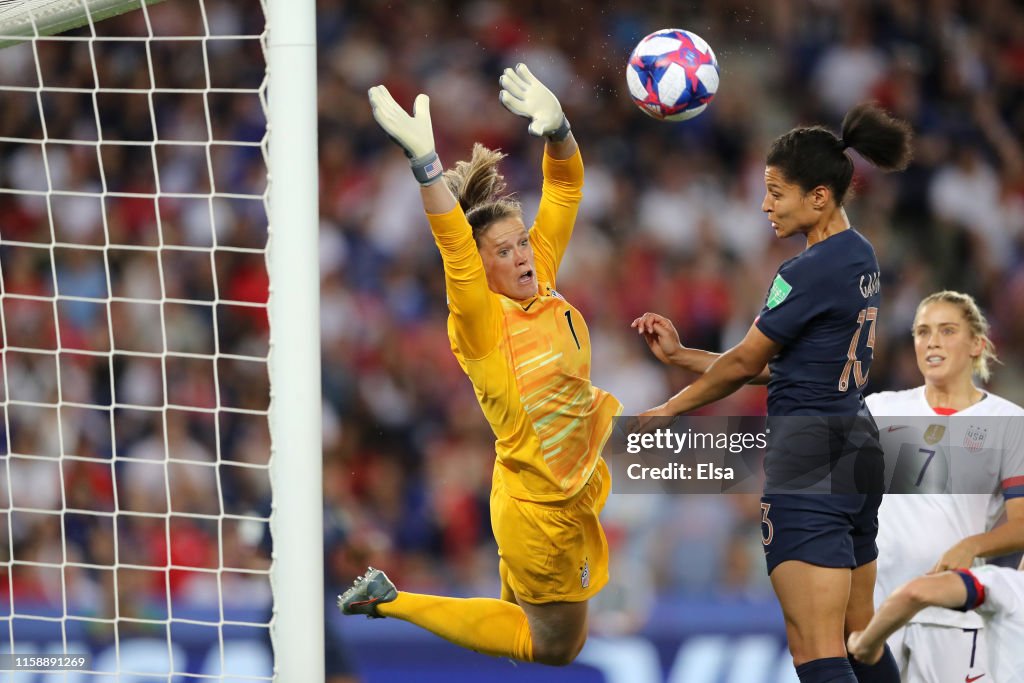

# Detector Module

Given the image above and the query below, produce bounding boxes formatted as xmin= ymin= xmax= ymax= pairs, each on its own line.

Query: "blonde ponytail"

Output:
xmin=443 ymin=143 xmax=521 ymax=243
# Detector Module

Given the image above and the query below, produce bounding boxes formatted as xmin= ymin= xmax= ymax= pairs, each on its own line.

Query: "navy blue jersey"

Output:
xmin=755 ymin=229 xmax=880 ymax=416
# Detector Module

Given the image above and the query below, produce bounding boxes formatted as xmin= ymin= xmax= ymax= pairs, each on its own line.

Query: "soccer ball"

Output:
xmin=626 ymin=28 xmax=720 ymax=122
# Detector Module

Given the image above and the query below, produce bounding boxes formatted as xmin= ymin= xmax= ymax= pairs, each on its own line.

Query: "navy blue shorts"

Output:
xmin=759 ymin=413 xmax=884 ymax=574
xmin=760 ymin=492 xmax=882 ymax=574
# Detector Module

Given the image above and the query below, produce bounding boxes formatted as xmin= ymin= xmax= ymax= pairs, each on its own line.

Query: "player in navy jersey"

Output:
xmin=633 ymin=103 xmax=912 ymax=683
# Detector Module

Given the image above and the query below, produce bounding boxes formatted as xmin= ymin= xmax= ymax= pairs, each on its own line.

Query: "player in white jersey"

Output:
xmin=847 ymin=560 xmax=1024 ymax=683
xmin=865 ymin=291 xmax=1024 ymax=683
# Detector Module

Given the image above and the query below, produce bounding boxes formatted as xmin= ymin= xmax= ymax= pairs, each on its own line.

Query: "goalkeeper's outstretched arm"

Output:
xmin=366 ymin=86 xmax=456 ymax=215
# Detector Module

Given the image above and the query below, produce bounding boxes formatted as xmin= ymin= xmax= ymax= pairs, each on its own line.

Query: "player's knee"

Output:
xmin=785 ymin=630 xmax=848 ymax=665
xmin=532 ymin=633 xmax=586 ymax=666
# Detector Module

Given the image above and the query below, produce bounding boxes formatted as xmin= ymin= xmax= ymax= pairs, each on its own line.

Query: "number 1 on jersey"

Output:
xmin=839 ymin=306 xmax=877 ymax=391
xmin=564 ymin=310 xmax=581 ymax=350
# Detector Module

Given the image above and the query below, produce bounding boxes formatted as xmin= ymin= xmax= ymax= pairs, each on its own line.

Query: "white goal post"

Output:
xmin=0 ymin=0 xmax=323 ymax=681
xmin=265 ymin=0 xmax=323 ymax=681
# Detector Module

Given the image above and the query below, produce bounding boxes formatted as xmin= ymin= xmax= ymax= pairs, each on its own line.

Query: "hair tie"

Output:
xmin=839 ymin=138 xmax=850 ymax=150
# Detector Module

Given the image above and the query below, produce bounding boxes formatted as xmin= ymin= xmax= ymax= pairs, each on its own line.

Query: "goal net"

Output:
xmin=0 ymin=0 xmax=167 ymax=47
xmin=0 ymin=0 xmax=322 ymax=680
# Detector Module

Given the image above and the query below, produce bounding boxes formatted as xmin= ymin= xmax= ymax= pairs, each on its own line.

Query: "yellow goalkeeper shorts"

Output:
xmin=490 ymin=457 xmax=610 ymax=604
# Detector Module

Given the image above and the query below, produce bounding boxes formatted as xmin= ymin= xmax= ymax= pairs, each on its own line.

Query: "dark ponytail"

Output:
xmin=766 ymin=103 xmax=913 ymax=204
xmin=840 ymin=102 xmax=913 ymax=172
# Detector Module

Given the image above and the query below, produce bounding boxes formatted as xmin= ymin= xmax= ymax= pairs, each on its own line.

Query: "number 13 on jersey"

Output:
xmin=839 ymin=306 xmax=877 ymax=392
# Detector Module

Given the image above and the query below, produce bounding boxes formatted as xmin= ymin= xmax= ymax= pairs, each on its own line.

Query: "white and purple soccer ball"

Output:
xmin=626 ymin=28 xmax=720 ymax=122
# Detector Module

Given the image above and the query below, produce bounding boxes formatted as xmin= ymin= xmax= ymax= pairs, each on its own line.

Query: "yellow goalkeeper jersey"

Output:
xmin=427 ymin=149 xmax=622 ymax=502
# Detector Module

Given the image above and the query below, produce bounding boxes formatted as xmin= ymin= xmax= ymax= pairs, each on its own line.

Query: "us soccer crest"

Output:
xmin=963 ymin=424 xmax=989 ymax=453
xmin=924 ymin=424 xmax=945 ymax=445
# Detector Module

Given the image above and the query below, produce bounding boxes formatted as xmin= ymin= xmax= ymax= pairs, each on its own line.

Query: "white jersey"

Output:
xmin=867 ymin=387 xmax=1024 ymax=628
xmin=967 ymin=565 xmax=1024 ymax=683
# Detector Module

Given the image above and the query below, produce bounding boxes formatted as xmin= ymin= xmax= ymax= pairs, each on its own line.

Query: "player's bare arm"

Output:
xmin=544 ymin=131 xmax=578 ymax=160
xmin=932 ymin=497 xmax=1024 ymax=572
xmin=643 ymin=322 xmax=780 ymax=417
xmin=631 ymin=312 xmax=771 ymax=384
xmin=848 ymin=572 xmax=968 ymax=665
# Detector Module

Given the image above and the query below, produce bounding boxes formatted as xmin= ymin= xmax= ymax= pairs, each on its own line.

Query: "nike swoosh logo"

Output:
xmin=350 ymin=598 xmax=381 ymax=607
xmin=966 ymin=674 xmax=986 ymax=682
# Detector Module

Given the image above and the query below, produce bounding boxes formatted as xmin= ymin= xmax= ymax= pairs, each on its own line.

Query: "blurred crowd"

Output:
xmin=0 ymin=0 xmax=273 ymax=632
xmin=322 ymin=0 xmax=1024 ymax=617
xmin=0 ymin=0 xmax=1023 ymax=645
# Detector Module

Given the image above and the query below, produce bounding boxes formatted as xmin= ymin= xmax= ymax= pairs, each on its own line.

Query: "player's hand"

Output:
xmin=631 ymin=312 xmax=683 ymax=365
xmin=624 ymin=404 xmax=677 ymax=436
xmin=367 ymin=85 xmax=443 ymax=185
xmin=930 ymin=538 xmax=980 ymax=574
xmin=367 ymin=86 xmax=434 ymax=159
xmin=846 ymin=631 xmax=883 ymax=665
xmin=499 ymin=63 xmax=570 ymax=140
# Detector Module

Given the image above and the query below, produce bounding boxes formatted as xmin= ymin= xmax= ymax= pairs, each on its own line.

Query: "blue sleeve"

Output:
xmin=952 ymin=569 xmax=986 ymax=612
xmin=755 ymin=259 xmax=829 ymax=346
xmin=1000 ymin=416 xmax=1024 ymax=500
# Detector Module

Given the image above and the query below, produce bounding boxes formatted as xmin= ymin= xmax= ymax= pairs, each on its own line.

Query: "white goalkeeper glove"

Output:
xmin=367 ymin=85 xmax=444 ymax=185
xmin=499 ymin=63 xmax=571 ymax=141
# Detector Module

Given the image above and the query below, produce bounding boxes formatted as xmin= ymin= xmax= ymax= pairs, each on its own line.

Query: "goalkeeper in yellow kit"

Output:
xmin=338 ymin=64 xmax=622 ymax=666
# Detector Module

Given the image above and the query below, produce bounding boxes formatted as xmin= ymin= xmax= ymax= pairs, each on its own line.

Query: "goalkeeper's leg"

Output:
xmin=381 ymin=588 xmax=588 ymax=666
xmin=339 ymin=460 xmax=610 ymax=665
xmin=339 ymin=567 xmax=588 ymax=666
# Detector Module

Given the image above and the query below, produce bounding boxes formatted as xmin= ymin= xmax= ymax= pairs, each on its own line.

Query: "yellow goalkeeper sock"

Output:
xmin=377 ymin=591 xmax=534 ymax=662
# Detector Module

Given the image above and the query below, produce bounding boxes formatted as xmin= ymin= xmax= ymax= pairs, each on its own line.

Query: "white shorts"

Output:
xmin=887 ymin=622 xmax=988 ymax=683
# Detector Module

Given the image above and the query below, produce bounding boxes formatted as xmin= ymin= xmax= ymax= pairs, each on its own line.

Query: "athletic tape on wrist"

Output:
xmin=411 ymin=151 xmax=444 ymax=185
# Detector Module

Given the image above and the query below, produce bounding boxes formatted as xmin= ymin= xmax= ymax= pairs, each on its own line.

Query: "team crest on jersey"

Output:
xmin=963 ymin=424 xmax=989 ymax=453
xmin=765 ymin=275 xmax=792 ymax=309
xmin=580 ymin=558 xmax=590 ymax=589
xmin=923 ymin=424 xmax=945 ymax=445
